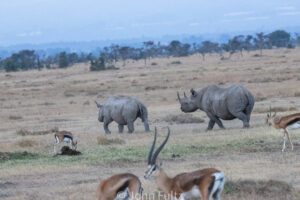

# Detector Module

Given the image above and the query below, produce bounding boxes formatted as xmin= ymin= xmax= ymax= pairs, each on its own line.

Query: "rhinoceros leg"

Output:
xmin=127 ymin=121 xmax=135 ymax=133
xmin=103 ymin=119 xmax=112 ymax=134
xmin=118 ymin=125 xmax=124 ymax=133
xmin=232 ymin=111 xmax=249 ymax=128
xmin=206 ymin=119 xmax=216 ymax=131
xmin=144 ymin=121 xmax=150 ymax=132
xmin=207 ymin=113 xmax=225 ymax=130
xmin=214 ymin=118 xmax=225 ymax=129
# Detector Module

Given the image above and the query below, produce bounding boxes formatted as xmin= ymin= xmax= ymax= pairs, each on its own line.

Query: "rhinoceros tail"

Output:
xmin=139 ymin=103 xmax=150 ymax=132
xmin=245 ymin=90 xmax=255 ymax=113
xmin=138 ymin=103 xmax=148 ymax=122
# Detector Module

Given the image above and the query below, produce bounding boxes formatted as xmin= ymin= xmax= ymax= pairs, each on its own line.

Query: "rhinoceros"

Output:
xmin=95 ymin=96 xmax=150 ymax=134
xmin=177 ymin=85 xmax=255 ymax=130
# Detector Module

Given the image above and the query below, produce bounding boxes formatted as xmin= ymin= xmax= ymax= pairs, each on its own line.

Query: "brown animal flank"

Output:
xmin=266 ymin=109 xmax=300 ymax=152
xmin=97 ymin=173 xmax=142 ymax=200
xmin=144 ymin=127 xmax=225 ymax=200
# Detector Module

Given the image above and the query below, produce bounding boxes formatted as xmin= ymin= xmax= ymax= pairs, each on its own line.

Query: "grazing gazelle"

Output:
xmin=54 ymin=131 xmax=77 ymax=154
xmin=144 ymin=127 xmax=225 ymax=200
xmin=97 ymin=173 xmax=143 ymax=200
xmin=266 ymin=109 xmax=300 ymax=152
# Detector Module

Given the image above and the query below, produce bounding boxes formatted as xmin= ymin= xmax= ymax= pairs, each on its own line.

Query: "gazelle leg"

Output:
xmin=282 ymin=131 xmax=287 ymax=152
xmin=54 ymin=143 xmax=58 ymax=154
xmin=285 ymin=129 xmax=294 ymax=151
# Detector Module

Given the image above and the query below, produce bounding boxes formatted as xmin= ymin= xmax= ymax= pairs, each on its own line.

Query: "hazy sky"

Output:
xmin=1 ymin=0 xmax=300 ymax=45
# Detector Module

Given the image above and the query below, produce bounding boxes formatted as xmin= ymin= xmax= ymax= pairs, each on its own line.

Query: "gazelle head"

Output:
xmin=72 ymin=138 xmax=78 ymax=150
xmin=266 ymin=107 xmax=277 ymax=126
xmin=144 ymin=127 xmax=170 ymax=180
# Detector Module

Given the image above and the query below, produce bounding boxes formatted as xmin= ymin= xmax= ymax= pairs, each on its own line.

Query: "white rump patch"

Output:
xmin=288 ymin=122 xmax=300 ymax=130
xmin=180 ymin=186 xmax=201 ymax=200
xmin=63 ymin=137 xmax=72 ymax=143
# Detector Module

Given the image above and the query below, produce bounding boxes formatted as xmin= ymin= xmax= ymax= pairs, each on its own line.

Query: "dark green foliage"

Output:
xmin=167 ymin=40 xmax=191 ymax=57
xmin=0 ymin=151 xmax=39 ymax=163
xmin=1 ymin=50 xmax=39 ymax=72
xmin=90 ymin=54 xmax=106 ymax=71
xmin=58 ymin=51 xmax=69 ymax=68
xmin=268 ymin=30 xmax=291 ymax=47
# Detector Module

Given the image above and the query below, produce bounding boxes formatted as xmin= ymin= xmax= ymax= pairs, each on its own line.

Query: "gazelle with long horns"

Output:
xmin=266 ymin=108 xmax=300 ymax=152
xmin=97 ymin=173 xmax=143 ymax=200
xmin=144 ymin=127 xmax=225 ymax=200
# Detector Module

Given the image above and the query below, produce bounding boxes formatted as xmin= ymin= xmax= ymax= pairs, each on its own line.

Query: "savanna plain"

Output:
xmin=1 ymin=49 xmax=300 ymax=200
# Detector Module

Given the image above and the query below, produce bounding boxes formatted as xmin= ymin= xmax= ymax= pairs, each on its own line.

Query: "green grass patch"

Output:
xmin=0 ymin=134 xmax=289 ymax=169
xmin=0 ymin=151 xmax=40 ymax=163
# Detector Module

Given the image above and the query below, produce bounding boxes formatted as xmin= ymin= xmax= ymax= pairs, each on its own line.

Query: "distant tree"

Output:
xmin=68 ymin=53 xmax=79 ymax=65
xmin=244 ymin=35 xmax=254 ymax=52
xmin=228 ymin=35 xmax=245 ymax=57
xmin=167 ymin=40 xmax=191 ymax=57
xmin=3 ymin=59 xmax=19 ymax=72
xmin=37 ymin=57 xmax=44 ymax=70
xmin=198 ymin=41 xmax=219 ymax=60
xmin=143 ymin=41 xmax=155 ymax=60
xmin=167 ymin=40 xmax=182 ymax=57
xmin=254 ymin=32 xmax=266 ymax=56
xmin=90 ymin=54 xmax=106 ymax=71
xmin=58 ymin=52 xmax=69 ymax=68
xmin=119 ymin=46 xmax=132 ymax=65
xmin=268 ymin=30 xmax=291 ymax=48
xmin=296 ymin=34 xmax=300 ymax=47
xmin=1 ymin=50 xmax=38 ymax=72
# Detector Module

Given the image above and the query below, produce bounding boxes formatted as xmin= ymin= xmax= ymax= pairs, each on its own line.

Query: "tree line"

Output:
xmin=1 ymin=29 xmax=299 ymax=72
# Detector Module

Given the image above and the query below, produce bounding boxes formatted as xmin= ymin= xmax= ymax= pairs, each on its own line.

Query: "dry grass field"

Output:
xmin=1 ymin=49 xmax=300 ymax=200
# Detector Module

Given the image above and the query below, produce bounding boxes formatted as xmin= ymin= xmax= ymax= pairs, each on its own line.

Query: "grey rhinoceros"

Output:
xmin=177 ymin=85 xmax=255 ymax=130
xmin=95 ymin=96 xmax=150 ymax=134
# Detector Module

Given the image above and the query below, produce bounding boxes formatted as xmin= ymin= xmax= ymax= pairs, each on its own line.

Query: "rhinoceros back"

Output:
xmin=104 ymin=96 xmax=141 ymax=125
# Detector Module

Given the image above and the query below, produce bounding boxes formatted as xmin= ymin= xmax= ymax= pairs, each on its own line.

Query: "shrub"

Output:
xmin=170 ymin=60 xmax=182 ymax=65
xmin=9 ymin=115 xmax=23 ymax=120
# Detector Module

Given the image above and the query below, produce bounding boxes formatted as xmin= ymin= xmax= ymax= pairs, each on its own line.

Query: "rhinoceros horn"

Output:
xmin=177 ymin=92 xmax=182 ymax=102
xmin=183 ymin=92 xmax=187 ymax=98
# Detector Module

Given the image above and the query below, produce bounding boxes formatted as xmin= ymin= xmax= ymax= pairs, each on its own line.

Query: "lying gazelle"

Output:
xmin=54 ymin=130 xmax=77 ymax=154
xmin=144 ymin=127 xmax=225 ymax=200
xmin=97 ymin=173 xmax=143 ymax=200
xmin=266 ymin=109 xmax=300 ymax=152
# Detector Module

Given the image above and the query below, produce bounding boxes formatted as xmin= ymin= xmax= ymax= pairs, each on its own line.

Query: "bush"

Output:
xmin=170 ymin=60 xmax=182 ymax=65
xmin=90 ymin=56 xmax=105 ymax=71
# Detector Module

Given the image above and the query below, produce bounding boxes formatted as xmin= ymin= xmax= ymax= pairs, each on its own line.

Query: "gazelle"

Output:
xmin=144 ymin=127 xmax=225 ymax=200
xmin=266 ymin=109 xmax=300 ymax=152
xmin=54 ymin=130 xmax=77 ymax=154
xmin=97 ymin=173 xmax=143 ymax=200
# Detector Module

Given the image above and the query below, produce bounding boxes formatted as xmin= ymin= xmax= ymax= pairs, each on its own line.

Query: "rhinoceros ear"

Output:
xmin=94 ymin=101 xmax=102 ymax=108
xmin=190 ymin=88 xmax=197 ymax=97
